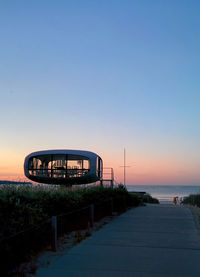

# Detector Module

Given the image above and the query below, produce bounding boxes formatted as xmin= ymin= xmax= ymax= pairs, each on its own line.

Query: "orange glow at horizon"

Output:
xmin=104 ymin=154 xmax=200 ymax=185
xmin=0 ymin=150 xmax=200 ymax=185
xmin=0 ymin=149 xmax=27 ymax=182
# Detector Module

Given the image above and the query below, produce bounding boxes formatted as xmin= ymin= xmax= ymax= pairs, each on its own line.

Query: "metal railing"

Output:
xmin=0 ymin=193 xmax=131 ymax=277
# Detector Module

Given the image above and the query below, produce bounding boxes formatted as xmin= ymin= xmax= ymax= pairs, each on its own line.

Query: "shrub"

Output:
xmin=0 ymin=184 xmax=141 ymax=275
xmin=129 ymin=192 xmax=159 ymax=204
xmin=181 ymin=194 xmax=200 ymax=206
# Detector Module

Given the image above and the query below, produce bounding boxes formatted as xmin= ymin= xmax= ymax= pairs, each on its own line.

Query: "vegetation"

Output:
xmin=0 ymin=184 xmax=140 ymax=275
xmin=181 ymin=194 xmax=200 ymax=206
xmin=129 ymin=192 xmax=159 ymax=204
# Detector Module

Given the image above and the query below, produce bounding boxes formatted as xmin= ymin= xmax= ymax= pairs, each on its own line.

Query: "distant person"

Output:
xmin=173 ymin=196 xmax=179 ymax=205
xmin=173 ymin=197 xmax=177 ymax=205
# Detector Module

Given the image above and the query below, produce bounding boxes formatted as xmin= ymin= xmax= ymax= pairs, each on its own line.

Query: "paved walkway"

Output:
xmin=35 ymin=204 xmax=200 ymax=276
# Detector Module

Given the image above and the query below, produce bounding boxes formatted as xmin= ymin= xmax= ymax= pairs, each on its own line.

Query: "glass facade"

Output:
xmin=28 ymin=154 xmax=90 ymax=179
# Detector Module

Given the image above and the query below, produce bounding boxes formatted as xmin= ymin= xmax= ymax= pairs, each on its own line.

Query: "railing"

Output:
xmin=51 ymin=197 xmax=118 ymax=251
xmin=0 ymin=197 xmax=128 ymax=275
xmin=100 ymin=167 xmax=114 ymax=187
xmin=28 ymin=168 xmax=90 ymax=178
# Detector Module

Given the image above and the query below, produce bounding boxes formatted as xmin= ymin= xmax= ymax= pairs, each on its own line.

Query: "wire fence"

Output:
xmin=0 ymin=196 xmax=129 ymax=275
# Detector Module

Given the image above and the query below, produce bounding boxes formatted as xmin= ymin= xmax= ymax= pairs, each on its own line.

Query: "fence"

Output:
xmin=0 ymin=196 xmax=128 ymax=275
xmin=52 ymin=197 xmax=120 ymax=251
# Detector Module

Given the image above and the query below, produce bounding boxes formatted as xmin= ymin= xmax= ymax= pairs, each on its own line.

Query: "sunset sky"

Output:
xmin=0 ymin=0 xmax=200 ymax=185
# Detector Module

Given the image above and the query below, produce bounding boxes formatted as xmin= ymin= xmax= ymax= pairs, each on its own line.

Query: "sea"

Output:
xmin=126 ymin=185 xmax=200 ymax=203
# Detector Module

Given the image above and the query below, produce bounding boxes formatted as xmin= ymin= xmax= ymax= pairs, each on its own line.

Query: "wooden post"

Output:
xmin=51 ymin=216 xmax=57 ymax=252
xmin=123 ymin=196 xmax=127 ymax=211
xmin=89 ymin=204 xmax=94 ymax=228
xmin=111 ymin=168 xmax=114 ymax=188
xmin=110 ymin=197 xmax=114 ymax=215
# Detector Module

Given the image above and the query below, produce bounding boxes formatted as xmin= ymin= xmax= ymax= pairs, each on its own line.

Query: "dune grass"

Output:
xmin=129 ymin=191 xmax=159 ymax=204
xmin=0 ymin=184 xmax=140 ymax=275
xmin=181 ymin=194 xmax=200 ymax=206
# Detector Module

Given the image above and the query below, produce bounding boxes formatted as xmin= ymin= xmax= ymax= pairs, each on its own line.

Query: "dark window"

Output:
xmin=28 ymin=154 xmax=90 ymax=179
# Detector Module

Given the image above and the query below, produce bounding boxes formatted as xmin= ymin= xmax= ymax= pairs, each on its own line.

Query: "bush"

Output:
xmin=141 ymin=193 xmax=159 ymax=204
xmin=181 ymin=194 xmax=200 ymax=206
xmin=0 ymin=184 xmax=141 ymax=275
xmin=129 ymin=192 xmax=159 ymax=204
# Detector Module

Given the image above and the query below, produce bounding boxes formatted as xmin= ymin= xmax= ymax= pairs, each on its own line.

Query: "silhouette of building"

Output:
xmin=24 ymin=149 xmax=103 ymax=185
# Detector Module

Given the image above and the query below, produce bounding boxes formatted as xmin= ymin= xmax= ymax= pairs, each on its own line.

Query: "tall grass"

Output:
xmin=0 ymin=184 xmax=140 ymax=236
xmin=0 ymin=184 xmax=140 ymax=275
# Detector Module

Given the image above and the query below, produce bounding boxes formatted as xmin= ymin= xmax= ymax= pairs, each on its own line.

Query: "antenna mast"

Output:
xmin=120 ymin=148 xmax=134 ymax=186
xmin=124 ymin=148 xmax=126 ymax=186
xmin=120 ymin=148 xmax=130 ymax=186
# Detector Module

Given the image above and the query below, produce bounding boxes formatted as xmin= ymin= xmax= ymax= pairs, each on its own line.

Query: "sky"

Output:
xmin=0 ymin=0 xmax=200 ymax=185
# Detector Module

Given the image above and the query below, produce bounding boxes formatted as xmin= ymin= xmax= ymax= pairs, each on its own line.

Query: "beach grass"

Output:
xmin=0 ymin=184 xmax=140 ymax=275
xmin=182 ymin=194 xmax=200 ymax=206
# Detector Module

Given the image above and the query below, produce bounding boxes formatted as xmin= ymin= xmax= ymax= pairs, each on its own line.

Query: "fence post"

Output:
xmin=123 ymin=196 xmax=127 ymax=211
xmin=110 ymin=197 xmax=114 ymax=215
xmin=51 ymin=216 xmax=57 ymax=252
xmin=89 ymin=204 xmax=94 ymax=228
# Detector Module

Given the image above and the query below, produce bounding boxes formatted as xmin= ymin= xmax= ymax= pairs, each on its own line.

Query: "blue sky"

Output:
xmin=0 ymin=0 xmax=200 ymax=184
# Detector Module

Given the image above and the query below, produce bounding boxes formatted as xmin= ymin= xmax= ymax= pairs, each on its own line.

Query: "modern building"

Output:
xmin=24 ymin=149 xmax=103 ymax=185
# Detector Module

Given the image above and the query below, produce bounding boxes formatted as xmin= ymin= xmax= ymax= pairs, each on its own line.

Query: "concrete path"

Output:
xmin=35 ymin=204 xmax=200 ymax=276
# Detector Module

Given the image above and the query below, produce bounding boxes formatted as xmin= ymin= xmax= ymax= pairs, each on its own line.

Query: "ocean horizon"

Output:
xmin=125 ymin=185 xmax=200 ymax=201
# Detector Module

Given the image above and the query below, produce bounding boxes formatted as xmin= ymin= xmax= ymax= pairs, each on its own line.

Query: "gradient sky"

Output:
xmin=0 ymin=0 xmax=200 ymax=185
